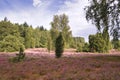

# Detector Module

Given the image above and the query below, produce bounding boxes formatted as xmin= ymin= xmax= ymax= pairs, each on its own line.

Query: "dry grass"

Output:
xmin=0 ymin=48 xmax=120 ymax=80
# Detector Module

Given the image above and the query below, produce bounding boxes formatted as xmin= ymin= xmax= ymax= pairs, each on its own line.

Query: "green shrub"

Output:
xmin=10 ymin=47 xmax=25 ymax=63
xmin=55 ymin=33 xmax=64 ymax=58
xmin=89 ymin=33 xmax=108 ymax=53
xmin=112 ymin=40 xmax=120 ymax=50
xmin=0 ymin=35 xmax=25 ymax=52
xmin=83 ymin=43 xmax=90 ymax=52
xmin=76 ymin=44 xmax=83 ymax=52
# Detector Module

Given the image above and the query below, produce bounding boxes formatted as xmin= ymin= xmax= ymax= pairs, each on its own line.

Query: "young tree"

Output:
xmin=16 ymin=47 xmax=25 ymax=62
xmin=55 ymin=33 xmax=64 ymax=58
xmin=11 ymin=47 xmax=25 ymax=63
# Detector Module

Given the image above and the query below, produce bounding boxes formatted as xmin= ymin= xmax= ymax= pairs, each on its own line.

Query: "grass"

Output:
xmin=0 ymin=53 xmax=120 ymax=80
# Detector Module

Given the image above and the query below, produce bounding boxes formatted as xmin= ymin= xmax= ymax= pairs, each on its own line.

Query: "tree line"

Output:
xmin=0 ymin=17 xmax=50 ymax=52
xmin=0 ymin=14 xmax=86 ymax=52
xmin=0 ymin=11 xmax=120 ymax=53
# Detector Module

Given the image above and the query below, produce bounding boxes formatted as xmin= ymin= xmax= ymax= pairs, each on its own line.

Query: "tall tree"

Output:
xmin=0 ymin=18 xmax=25 ymax=52
xmin=50 ymin=15 xmax=59 ymax=50
xmin=85 ymin=0 xmax=120 ymax=51
xmin=39 ymin=30 xmax=48 ymax=48
xmin=0 ymin=21 xmax=20 ymax=40
xmin=34 ymin=27 xmax=41 ymax=48
xmin=50 ymin=14 xmax=72 ymax=49
xmin=85 ymin=0 xmax=120 ymax=33
xmin=4 ymin=17 xmax=8 ymax=22
xmin=24 ymin=27 xmax=35 ymax=48
xmin=112 ymin=27 xmax=120 ymax=49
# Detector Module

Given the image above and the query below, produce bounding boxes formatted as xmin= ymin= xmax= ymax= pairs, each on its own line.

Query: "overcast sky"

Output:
xmin=0 ymin=0 xmax=97 ymax=41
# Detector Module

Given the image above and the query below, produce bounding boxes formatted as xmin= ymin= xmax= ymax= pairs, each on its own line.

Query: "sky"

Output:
xmin=0 ymin=0 xmax=97 ymax=42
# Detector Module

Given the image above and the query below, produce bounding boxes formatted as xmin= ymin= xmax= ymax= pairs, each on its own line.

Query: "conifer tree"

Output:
xmin=55 ymin=33 xmax=64 ymax=58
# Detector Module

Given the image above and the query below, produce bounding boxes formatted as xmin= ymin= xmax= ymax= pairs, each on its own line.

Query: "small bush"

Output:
xmin=10 ymin=47 xmax=25 ymax=63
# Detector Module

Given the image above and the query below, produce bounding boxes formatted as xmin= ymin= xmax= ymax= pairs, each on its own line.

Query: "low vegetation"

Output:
xmin=0 ymin=51 xmax=120 ymax=80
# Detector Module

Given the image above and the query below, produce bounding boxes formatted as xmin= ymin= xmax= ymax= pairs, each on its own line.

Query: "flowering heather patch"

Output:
xmin=0 ymin=48 xmax=120 ymax=80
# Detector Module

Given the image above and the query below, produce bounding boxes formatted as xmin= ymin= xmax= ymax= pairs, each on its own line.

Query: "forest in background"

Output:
xmin=0 ymin=15 xmax=86 ymax=52
xmin=0 ymin=14 xmax=120 ymax=53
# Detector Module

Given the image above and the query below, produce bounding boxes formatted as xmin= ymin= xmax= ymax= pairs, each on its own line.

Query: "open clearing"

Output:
xmin=0 ymin=48 xmax=120 ymax=80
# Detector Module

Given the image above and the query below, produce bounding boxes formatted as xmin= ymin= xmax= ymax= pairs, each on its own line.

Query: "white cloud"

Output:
xmin=0 ymin=1 xmax=53 ymax=29
xmin=0 ymin=0 xmax=97 ymax=41
xmin=33 ymin=0 xmax=42 ymax=7
xmin=56 ymin=0 xmax=96 ymax=41
xmin=57 ymin=0 xmax=90 ymax=30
